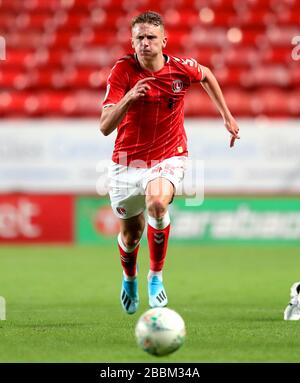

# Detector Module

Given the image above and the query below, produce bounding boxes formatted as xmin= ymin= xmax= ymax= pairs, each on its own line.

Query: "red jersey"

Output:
xmin=102 ymin=53 xmax=204 ymax=167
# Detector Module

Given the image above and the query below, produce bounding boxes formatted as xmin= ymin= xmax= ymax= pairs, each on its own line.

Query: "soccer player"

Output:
xmin=284 ymin=282 xmax=300 ymax=320
xmin=100 ymin=11 xmax=240 ymax=314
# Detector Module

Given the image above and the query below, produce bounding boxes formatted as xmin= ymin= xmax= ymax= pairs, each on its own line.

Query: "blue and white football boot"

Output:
xmin=283 ymin=282 xmax=300 ymax=320
xmin=148 ymin=275 xmax=168 ymax=308
xmin=120 ymin=274 xmax=139 ymax=315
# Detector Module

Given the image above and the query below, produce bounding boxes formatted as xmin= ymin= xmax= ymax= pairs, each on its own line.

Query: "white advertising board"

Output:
xmin=0 ymin=118 xmax=299 ymax=194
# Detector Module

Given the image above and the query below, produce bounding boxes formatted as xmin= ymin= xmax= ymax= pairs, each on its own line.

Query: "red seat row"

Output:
xmin=1 ymin=0 xmax=299 ymax=117
xmin=0 ymin=89 xmax=299 ymax=117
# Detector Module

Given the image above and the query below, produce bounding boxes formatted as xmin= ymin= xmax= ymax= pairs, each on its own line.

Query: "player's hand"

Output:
xmin=128 ymin=77 xmax=156 ymax=101
xmin=224 ymin=116 xmax=240 ymax=148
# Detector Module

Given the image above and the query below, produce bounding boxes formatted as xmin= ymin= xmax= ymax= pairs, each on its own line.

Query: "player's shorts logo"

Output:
xmin=116 ymin=207 xmax=127 ymax=216
xmin=172 ymin=79 xmax=183 ymax=93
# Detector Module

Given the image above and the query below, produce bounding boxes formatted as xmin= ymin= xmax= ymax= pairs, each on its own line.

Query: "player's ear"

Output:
xmin=162 ymin=36 xmax=167 ymax=48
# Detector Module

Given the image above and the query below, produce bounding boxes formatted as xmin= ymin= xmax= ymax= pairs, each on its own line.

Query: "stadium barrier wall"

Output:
xmin=75 ymin=196 xmax=300 ymax=244
xmin=1 ymin=118 xmax=300 ymax=194
xmin=1 ymin=194 xmax=300 ymax=244
xmin=0 ymin=194 xmax=74 ymax=244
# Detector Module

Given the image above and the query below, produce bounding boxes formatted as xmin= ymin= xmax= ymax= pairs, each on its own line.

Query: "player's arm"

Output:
xmin=200 ymin=66 xmax=240 ymax=147
xmin=100 ymin=77 xmax=156 ymax=136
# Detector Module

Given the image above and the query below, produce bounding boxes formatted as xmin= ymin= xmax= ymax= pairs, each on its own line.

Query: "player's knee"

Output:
xmin=123 ymin=235 xmax=141 ymax=249
xmin=122 ymin=227 xmax=143 ymax=248
xmin=147 ymin=198 xmax=167 ymax=218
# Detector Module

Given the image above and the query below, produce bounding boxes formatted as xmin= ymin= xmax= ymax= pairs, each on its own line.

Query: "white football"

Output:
xmin=135 ymin=307 xmax=186 ymax=356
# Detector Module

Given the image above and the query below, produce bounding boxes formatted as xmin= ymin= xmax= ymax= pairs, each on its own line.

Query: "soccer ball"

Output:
xmin=135 ymin=307 xmax=186 ymax=356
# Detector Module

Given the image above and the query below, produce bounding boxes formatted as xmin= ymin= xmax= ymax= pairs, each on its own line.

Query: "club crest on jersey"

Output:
xmin=172 ymin=79 xmax=183 ymax=93
xmin=116 ymin=207 xmax=127 ymax=216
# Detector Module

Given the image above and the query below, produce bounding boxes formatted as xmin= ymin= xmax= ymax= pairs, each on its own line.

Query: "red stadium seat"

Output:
xmin=0 ymin=49 xmax=35 ymax=69
xmin=240 ymin=65 xmax=291 ymax=88
xmin=214 ymin=68 xmax=243 ymax=87
xmin=217 ymin=47 xmax=259 ymax=67
xmin=0 ymin=12 xmax=17 ymax=30
xmin=184 ymin=90 xmax=219 ymax=117
xmin=224 ymin=89 xmax=253 ymax=116
xmin=253 ymin=89 xmax=290 ymax=116
xmin=288 ymin=91 xmax=300 ymax=115
xmin=66 ymin=67 xmax=105 ymax=88
xmin=0 ymin=69 xmax=28 ymax=88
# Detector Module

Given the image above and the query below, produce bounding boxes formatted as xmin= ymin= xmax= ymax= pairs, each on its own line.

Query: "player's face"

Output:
xmin=131 ymin=23 xmax=167 ymax=59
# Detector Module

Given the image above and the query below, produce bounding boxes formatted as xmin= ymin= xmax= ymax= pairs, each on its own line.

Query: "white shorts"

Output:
xmin=108 ymin=156 xmax=187 ymax=219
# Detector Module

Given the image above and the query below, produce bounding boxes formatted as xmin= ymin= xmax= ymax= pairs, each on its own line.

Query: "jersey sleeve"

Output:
xmin=183 ymin=58 xmax=204 ymax=83
xmin=102 ymin=60 xmax=129 ymax=108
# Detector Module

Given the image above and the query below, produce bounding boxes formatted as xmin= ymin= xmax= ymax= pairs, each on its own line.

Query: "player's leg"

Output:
xmin=108 ymin=161 xmax=146 ymax=314
xmin=145 ymin=177 xmax=174 ymax=308
xmin=118 ymin=212 xmax=145 ymax=315
xmin=119 ymin=212 xmax=145 ymax=279
xmin=284 ymin=282 xmax=300 ymax=320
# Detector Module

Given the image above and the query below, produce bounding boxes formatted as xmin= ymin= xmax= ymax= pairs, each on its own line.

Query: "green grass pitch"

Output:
xmin=1 ymin=244 xmax=300 ymax=362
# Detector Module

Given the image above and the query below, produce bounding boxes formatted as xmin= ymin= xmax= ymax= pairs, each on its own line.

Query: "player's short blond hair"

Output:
xmin=131 ymin=11 xmax=164 ymax=29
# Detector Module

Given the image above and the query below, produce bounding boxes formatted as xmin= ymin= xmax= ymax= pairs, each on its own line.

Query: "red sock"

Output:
xmin=147 ymin=215 xmax=170 ymax=272
xmin=118 ymin=234 xmax=139 ymax=277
